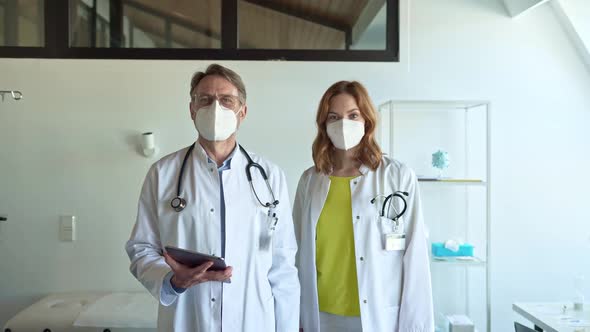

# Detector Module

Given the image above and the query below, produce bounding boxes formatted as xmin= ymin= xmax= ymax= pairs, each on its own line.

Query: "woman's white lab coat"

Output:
xmin=293 ymin=156 xmax=434 ymax=332
xmin=125 ymin=143 xmax=300 ymax=332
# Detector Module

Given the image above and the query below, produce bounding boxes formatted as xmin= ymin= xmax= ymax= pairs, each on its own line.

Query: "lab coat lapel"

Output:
xmin=309 ymin=172 xmax=330 ymax=233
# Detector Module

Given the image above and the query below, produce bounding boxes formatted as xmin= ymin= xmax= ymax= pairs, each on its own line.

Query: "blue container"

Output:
xmin=431 ymin=242 xmax=474 ymax=257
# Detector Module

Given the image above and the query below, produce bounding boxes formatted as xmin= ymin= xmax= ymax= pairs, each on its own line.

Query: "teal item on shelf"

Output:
xmin=432 ymin=242 xmax=474 ymax=257
xmin=432 ymin=150 xmax=450 ymax=169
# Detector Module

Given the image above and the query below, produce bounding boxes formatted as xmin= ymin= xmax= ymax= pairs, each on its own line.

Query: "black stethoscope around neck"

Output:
xmin=170 ymin=143 xmax=279 ymax=212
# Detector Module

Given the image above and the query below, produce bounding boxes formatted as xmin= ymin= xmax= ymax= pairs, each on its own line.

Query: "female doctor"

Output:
xmin=294 ymin=81 xmax=434 ymax=332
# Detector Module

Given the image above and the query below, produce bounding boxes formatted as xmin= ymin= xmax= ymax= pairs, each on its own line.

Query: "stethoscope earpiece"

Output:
xmin=263 ymin=200 xmax=280 ymax=208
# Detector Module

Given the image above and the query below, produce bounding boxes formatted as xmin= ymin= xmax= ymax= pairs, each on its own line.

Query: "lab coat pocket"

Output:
xmin=379 ymin=216 xmax=396 ymax=233
xmin=367 ymin=216 xmax=403 ymax=308
xmin=378 ymin=216 xmax=406 ymax=252
xmin=379 ymin=216 xmax=405 ymax=234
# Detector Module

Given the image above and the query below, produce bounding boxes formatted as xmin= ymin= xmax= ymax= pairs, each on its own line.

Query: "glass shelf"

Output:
xmin=431 ymin=256 xmax=486 ymax=266
xmin=380 ymin=100 xmax=491 ymax=332
xmin=418 ymin=178 xmax=487 ymax=186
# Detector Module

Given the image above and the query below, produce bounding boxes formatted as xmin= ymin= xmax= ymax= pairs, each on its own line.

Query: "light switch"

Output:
xmin=60 ymin=216 xmax=76 ymax=242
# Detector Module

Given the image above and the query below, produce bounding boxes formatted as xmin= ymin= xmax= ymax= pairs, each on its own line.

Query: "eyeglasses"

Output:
xmin=192 ymin=93 xmax=242 ymax=110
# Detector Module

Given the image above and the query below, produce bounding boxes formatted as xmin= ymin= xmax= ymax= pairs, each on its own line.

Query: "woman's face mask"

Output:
xmin=326 ymin=119 xmax=365 ymax=150
xmin=326 ymin=93 xmax=366 ymax=150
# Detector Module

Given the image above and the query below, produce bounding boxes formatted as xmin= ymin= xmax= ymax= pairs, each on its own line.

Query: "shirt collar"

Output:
xmin=359 ymin=164 xmax=369 ymax=175
xmin=208 ymin=150 xmax=235 ymax=171
xmin=193 ymin=141 xmax=238 ymax=171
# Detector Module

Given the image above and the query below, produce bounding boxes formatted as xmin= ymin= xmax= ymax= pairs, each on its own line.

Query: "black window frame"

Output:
xmin=0 ymin=0 xmax=399 ymax=61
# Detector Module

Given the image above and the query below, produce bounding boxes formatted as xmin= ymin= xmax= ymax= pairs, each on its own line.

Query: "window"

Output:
xmin=0 ymin=0 xmax=399 ymax=61
xmin=238 ymin=0 xmax=388 ymax=51
xmin=69 ymin=0 xmax=221 ymax=48
xmin=0 ymin=0 xmax=45 ymax=47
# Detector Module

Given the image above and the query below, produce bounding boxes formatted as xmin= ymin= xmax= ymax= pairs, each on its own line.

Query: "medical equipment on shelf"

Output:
xmin=432 ymin=241 xmax=474 ymax=257
xmin=447 ymin=315 xmax=474 ymax=332
xmin=170 ymin=143 xmax=278 ymax=212
xmin=432 ymin=149 xmax=450 ymax=178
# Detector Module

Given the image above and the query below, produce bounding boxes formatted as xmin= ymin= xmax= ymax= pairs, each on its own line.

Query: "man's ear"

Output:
xmin=239 ymin=105 xmax=248 ymax=120
xmin=236 ymin=105 xmax=247 ymax=129
xmin=189 ymin=103 xmax=196 ymax=121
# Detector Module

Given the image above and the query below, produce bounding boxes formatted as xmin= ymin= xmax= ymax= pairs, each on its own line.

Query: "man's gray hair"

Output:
xmin=190 ymin=64 xmax=246 ymax=103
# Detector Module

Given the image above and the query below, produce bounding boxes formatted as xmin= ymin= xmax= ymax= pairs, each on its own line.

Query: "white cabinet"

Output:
xmin=378 ymin=100 xmax=491 ymax=332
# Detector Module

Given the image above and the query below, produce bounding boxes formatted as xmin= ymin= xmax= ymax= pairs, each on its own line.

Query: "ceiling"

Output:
xmin=122 ymin=0 xmax=383 ymax=49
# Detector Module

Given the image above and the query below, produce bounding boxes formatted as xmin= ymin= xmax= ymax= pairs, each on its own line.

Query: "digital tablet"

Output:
xmin=165 ymin=246 xmax=227 ymax=271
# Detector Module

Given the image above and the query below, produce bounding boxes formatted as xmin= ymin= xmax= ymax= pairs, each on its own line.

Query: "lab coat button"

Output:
xmin=363 ymin=299 xmax=367 ymax=304
xmin=360 ymin=257 xmax=364 ymax=261
xmin=353 ymin=181 xmax=358 ymax=185
xmin=356 ymin=216 xmax=360 ymax=220
xmin=210 ymin=208 xmax=214 ymax=213
xmin=211 ymin=298 xmax=215 ymax=302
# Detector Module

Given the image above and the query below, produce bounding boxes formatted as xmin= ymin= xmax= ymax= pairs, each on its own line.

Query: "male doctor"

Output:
xmin=125 ymin=64 xmax=300 ymax=331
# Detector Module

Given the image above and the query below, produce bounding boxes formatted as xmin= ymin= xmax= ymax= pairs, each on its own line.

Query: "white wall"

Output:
xmin=502 ymin=0 xmax=547 ymax=17
xmin=558 ymin=0 xmax=590 ymax=49
xmin=1 ymin=0 xmax=589 ymax=331
xmin=553 ymin=0 xmax=590 ymax=72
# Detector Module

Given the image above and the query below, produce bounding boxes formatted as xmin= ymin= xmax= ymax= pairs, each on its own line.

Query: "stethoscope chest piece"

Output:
xmin=171 ymin=196 xmax=187 ymax=212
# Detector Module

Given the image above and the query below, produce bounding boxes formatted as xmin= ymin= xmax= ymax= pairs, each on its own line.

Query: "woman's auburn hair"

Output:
xmin=312 ymin=80 xmax=383 ymax=174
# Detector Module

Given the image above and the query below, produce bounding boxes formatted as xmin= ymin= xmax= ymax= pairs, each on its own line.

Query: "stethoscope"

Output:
xmin=370 ymin=191 xmax=409 ymax=221
xmin=170 ymin=143 xmax=279 ymax=212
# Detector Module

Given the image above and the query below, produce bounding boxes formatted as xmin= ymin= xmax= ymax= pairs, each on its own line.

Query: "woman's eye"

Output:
xmin=350 ymin=113 xmax=359 ymax=119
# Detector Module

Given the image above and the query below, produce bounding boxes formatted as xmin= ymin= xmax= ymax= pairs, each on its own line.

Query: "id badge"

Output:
xmin=384 ymin=233 xmax=406 ymax=251
xmin=379 ymin=216 xmax=405 ymax=251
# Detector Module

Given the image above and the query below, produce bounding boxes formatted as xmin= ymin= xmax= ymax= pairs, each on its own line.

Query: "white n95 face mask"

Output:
xmin=194 ymin=100 xmax=239 ymax=141
xmin=326 ymin=119 xmax=365 ymax=150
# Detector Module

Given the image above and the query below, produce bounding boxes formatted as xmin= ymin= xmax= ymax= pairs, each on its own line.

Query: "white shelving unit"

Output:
xmin=377 ymin=100 xmax=491 ymax=332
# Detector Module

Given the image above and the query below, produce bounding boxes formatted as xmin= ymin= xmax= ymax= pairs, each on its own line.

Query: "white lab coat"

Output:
xmin=293 ymin=156 xmax=434 ymax=332
xmin=126 ymin=143 xmax=300 ymax=332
